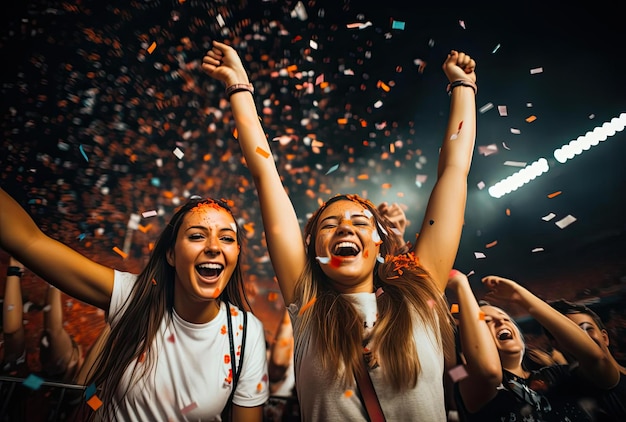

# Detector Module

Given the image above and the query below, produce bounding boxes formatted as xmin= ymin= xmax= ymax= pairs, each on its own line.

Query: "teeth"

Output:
xmin=333 ymin=242 xmax=358 ymax=253
xmin=197 ymin=263 xmax=223 ymax=270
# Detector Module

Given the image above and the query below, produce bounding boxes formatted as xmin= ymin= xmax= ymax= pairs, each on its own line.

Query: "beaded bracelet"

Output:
xmin=7 ymin=266 xmax=24 ymax=277
xmin=225 ymin=83 xmax=254 ymax=99
xmin=446 ymin=79 xmax=477 ymax=95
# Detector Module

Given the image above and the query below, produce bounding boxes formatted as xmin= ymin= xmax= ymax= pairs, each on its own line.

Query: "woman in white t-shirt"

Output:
xmin=202 ymin=40 xmax=477 ymax=421
xmin=0 ymin=191 xmax=269 ymax=421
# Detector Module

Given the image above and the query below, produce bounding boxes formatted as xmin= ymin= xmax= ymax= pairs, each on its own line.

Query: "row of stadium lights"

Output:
xmin=488 ymin=113 xmax=626 ymax=198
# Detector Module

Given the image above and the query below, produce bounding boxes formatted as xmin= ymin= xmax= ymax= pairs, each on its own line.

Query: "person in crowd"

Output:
xmin=447 ymin=271 xmax=619 ymax=421
xmin=202 ymin=39 xmax=477 ymax=420
xmin=0 ymin=189 xmax=269 ymax=421
xmin=549 ymin=299 xmax=626 ymax=421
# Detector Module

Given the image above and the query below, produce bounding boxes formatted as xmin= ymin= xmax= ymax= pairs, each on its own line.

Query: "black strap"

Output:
xmin=354 ymin=357 xmax=386 ymax=422
xmin=226 ymin=302 xmax=248 ymax=405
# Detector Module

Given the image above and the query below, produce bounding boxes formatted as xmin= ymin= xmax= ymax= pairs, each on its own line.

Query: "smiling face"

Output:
xmin=481 ymin=305 xmax=526 ymax=363
xmin=166 ymin=203 xmax=240 ymax=322
xmin=312 ymin=198 xmax=382 ymax=293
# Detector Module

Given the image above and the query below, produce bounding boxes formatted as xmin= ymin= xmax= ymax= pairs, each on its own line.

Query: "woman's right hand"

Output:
xmin=201 ymin=40 xmax=250 ymax=87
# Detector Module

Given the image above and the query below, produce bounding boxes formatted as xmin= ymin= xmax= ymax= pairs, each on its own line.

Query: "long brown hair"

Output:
xmin=295 ymin=194 xmax=455 ymax=390
xmin=83 ymin=197 xmax=251 ymax=419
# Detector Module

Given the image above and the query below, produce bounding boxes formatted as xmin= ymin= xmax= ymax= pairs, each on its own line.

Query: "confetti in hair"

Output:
xmin=376 ymin=253 xmax=385 ymax=263
xmin=375 ymin=287 xmax=384 ymax=297
xmin=372 ymin=230 xmax=382 ymax=246
xmin=298 ymin=297 xmax=317 ymax=316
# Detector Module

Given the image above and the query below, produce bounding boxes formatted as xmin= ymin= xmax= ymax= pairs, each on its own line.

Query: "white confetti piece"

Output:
xmin=479 ymin=102 xmax=494 ymax=114
xmin=173 ymin=147 xmax=184 ymax=160
xmin=216 ymin=14 xmax=225 ymax=27
xmin=510 ymin=128 xmax=521 ymax=134
xmin=542 ymin=213 xmax=556 ymax=221
xmin=498 ymin=105 xmax=508 ymax=116
xmin=474 ymin=252 xmax=486 ymax=259
xmin=502 ymin=142 xmax=511 ymax=150
xmin=555 ymin=214 xmax=577 ymax=229
xmin=477 ymin=181 xmax=485 ymax=190
xmin=316 ymin=256 xmax=330 ymax=264
xmin=531 ymin=247 xmax=544 ymax=253
xmin=142 ymin=210 xmax=158 ymax=218
xmin=478 ymin=144 xmax=498 ymax=156
xmin=492 ymin=44 xmax=501 ymax=53
xmin=466 ymin=270 xmax=475 ymax=277
xmin=530 ymin=67 xmax=544 ymax=74
xmin=503 ymin=161 xmax=527 ymax=167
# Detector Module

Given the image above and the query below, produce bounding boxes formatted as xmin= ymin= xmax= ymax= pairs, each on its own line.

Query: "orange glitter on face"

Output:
xmin=190 ymin=201 xmax=225 ymax=214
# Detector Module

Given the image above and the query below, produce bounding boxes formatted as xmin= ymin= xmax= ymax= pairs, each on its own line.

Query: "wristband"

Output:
xmin=225 ymin=83 xmax=254 ymax=99
xmin=446 ymin=79 xmax=477 ymax=95
xmin=7 ymin=266 xmax=24 ymax=277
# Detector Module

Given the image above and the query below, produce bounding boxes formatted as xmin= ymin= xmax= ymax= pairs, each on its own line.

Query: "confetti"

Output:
xmin=450 ymin=304 xmax=459 ymax=313
xmin=79 ymin=144 xmax=89 ymax=161
xmin=526 ymin=115 xmax=537 ymax=123
xmin=531 ymin=247 xmax=545 ymax=253
xmin=510 ymin=128 xmax=521 ymax=135
xmin=542 ymin=213 xmax=556 ymax=221
xmin=485 ymin=240 xmax=498 ymax=248
xmin=147 ymin=42 xmax=157 ymax=54
xmin=530 ymin=67 xmax=544 ymax=74
xmin=87 ymin=394 xmax=103 ymax=411
xmin=555 ymin=215 xmax=577 ymax=229
xmin=547 ymin=191 xmax=562 ymax=199
xmin=255 ymin=146 xmax=270 ymax=158
xmin=498 ymin=105 xmax=508 ymax=116
xmin=23 ymin=374 xmax=44 ymax=390
xmin=298 ymin=297 xmax=317 ymax=316
xmin=85 ymin=383 xmax=97 ymax=400
xmin=474 ymin=252 xmax=486 ymax=259
xmin=142 ymin=210 xmax=158 ymax=218
xmin=391 ymin=20 xmax=405 ymax=30
xmin=503 ymin=161 xmax=527 ymax=167
xmin=448 ymin=364 xmax=469 ymax=382
xmin=492 ymin=44 xmax=501 ymax=53
xmin=173 ymin=147 xmax=184 ymax=160
xmin=479 ymin=102 xmax=494 ymax=114
xmin=112 ymin=246 xmax=128 ymax=259
xmin=316 ymin=256 xmax=330 ymax=264
xmin=325 ymin=164 xmax=339 ymax=175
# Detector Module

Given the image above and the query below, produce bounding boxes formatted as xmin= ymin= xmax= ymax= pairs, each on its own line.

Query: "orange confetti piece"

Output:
xmin=357 ymin=174 xmax=369 ymax=180
xmin=337 ymin=118 xmax=348 ymax=125
xmin=224 ymin=354 xmax=231 ymax=364
xmin=450 ymin=304 xmax=459 ymax=313
xmin=547 ymin=191 xmax=562 ymax=199
xmin=485 ymin=240 xmax=498 ymax=248
xmin=478 ymin=311 xmax=485 ymax=320
xmin=257 ymin=383 xmax=263 ymax=392
xmin=298 ymin=297 xmax=317 ymax=316
xmin=147 ymin=42 xmax=157 ymax=54
xmin=525 ymin=115 xmax=537 ymax=123
xmin=137 ymin=223 xmax=152 ymax=233
xmin=344 ymin=390 xmax=354 ymax=398
xmin=221 ymin=325 xmax=227 ymax=335
xmin=151 ymin=278 xmax=157 ymax=285
xmin=86 ymin=394 xmax=103 ymax=411
xmin=267 ymin=292 xmax=278 ymax=302
xmin=255 ymin=146 xmax=270 ymax=158
xmin=506 ymin=208 xmax=511 ymax=216
xmin=112 ymin=246 xmax=128 ymax=259
xmin=138 ymin=352 xmax=146 ymax=363
xmin=330 ymin=256 xmax=342 ymax=267
xmin=381 ymin=183 xmax=392 ymax=189
xmin=363 ymin=249 xmax=369 ymax=258
xmin=212 ymin=287 xmax=221 ymax=298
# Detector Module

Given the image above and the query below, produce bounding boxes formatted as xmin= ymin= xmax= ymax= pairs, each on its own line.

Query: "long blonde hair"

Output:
xmin=295 ymin=194 xmax=455 ymax=390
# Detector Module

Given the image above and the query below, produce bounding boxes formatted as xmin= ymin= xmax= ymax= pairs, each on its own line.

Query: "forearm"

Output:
xmin=438 ymin=86 xmax=476 ymax=177
xmin=455 ymin=281 xmax=501 ymax=378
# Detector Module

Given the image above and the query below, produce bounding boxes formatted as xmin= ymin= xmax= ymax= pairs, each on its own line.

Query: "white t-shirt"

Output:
xmin=107 ymin=270 xmax=269 ymax=421
xmin=289 ymin=292 xmax=446 ymax=421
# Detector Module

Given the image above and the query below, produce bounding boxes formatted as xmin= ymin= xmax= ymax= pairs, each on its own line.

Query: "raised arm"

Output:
xmin=482 ymin=275 xmax=619 ymax=390
xmin=201 ymin=41 xmax=305 ymax=305
xmin=0 ymin=188 xmax=114 ymax=310
xmin=414 ymin=50 xmax=477 ymax=292
xmin=447 ymin=270 xmax=501 ymax=412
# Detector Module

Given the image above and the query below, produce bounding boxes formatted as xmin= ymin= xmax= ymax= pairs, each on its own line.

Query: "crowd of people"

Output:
xmin=1 ymin=1 xmax=626 ymax=421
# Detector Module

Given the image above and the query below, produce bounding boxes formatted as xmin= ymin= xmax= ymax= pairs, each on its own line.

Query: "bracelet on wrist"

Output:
xmin=7 ymin=266 xmax=24 ymax=277
xmin=225 ymin=83 xmax=254 ymax=99
xmin=446 ymin=79 xmax=477 ymax=96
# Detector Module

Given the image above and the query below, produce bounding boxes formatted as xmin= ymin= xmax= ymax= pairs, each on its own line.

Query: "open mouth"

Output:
xmin=196 ymin=263 xmax=224 ymax=278
xmin=333 ymin=241 xmax=360 ymax=257
xmin=496 ymin=328 xmax=513 ymax=341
